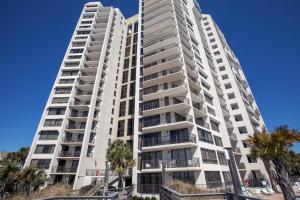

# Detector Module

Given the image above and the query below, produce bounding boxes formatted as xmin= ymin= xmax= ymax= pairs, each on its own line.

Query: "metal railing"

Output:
xmin=141 ymin=158 xmax=200 ymax=169
xmin=51 ymin=166 xmax=78 ymax=173
xmin=142 ymin=114 xmax=193 ymax=128
xmin=58 ymin=151 xmax=81 ymax=157
xmin=142 ymin=134 xmax=196 ymax=147
xmin=62 ymin=137 xmax=83 ymax=143
xmin=143 ymin=97 xmax=189 ymax=111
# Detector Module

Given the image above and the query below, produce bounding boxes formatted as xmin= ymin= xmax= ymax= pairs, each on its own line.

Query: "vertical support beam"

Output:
xmin=161 ymin=161 xmax=167 ymax=187
xmin=103 ymin=162 xmax=110 ymax=196
xmin=224 ymin=147 xmax=242 ymax=199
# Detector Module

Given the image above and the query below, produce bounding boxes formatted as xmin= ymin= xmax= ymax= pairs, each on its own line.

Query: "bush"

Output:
xmin=79 ymin=184 xmax=94 ymax=195
xmin=169 ymin=180 xmax=205 ymax=194
xmin=150 ymin=197 xmax=157 ymax=200
xmin=144 ymin=197 xmax=150 ymax=200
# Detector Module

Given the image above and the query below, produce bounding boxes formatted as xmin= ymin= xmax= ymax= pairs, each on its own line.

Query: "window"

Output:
xmin=214 ymin=51 xmax=220 ymax=56
xmin=30 ymin=159 xmax=51 ymax=169
xmin=216 ymin=58 xmax=223 ymax=63
xmin=61 ymin=70 xmax=78 ymax=76
xmin=212 ymin=44 xmax=218 ymax=49
xmin=127 ymin=118 xmax=134 ymax=135
xmin=197 ymin=128 xmax=213 ymax=144
xmin=204 ymin=94 xmax=213 ymax=105
xmin=228 ymin=93 xmax=235 ymax=99
xmin=119 ymin=101 xmax=126 ymax=117
xmin=55 ymin=87 xmax=72 ymax=94
xmin=201 ymin=148 xmax=218 ymax=164
xmin=130 ymin=68 xmax=136 ymax=81
xmin=201 ymin=82 xmax=210 ymax=90
xmin=131 ymin=55 xmax=137 ymax=67
xmin=210 ymin=120 xmax=219 ymax=132
xmin=219 ymin=66 xmax=225 ymax=71
xmin=125 ymin=47 xmax=131 ymax=57
xmin=134 ymin=22 xmax=138 ymax=33
xmin=127 ymin=24 xmax=132 ymax=35
xmin=64 ymin=62 xmax=80 ymax=67
xmin=70 ymin=48 xmax=84 ymax=54
xmin=242 ymin=140 xmax=249 ymax=148
xmin=247 ymin=155 xmax=257 ymax=163
xmin=221 ymin=74 xmax=229 ymax=80
xmin=72 ymin=42 xmax=86 ymax=47
xmin=67 ymin=55 xmax=82 ymax=60
xmin=52 ymin=97 xmax=69 ymax=104
xmin=173 ymin=172 xmax=195 ymax=184
xmin=44 ymin=119 xmax=63 ymax=127
xmin=234 ymin=114 xmax=243 ymax=122
xmin=231 ymin=103 xmax=239 ymax=110
xmin=130 ymin=82 xmax=135 ymax=96
xmin=77 ymin=30 xmax=91 ymax=34
xmin=238 ymin=126 xmax=248 ymax=134
xmin=34 ymin=145 xmax=55 ymax=154
xmin=224 ymin=83 xmax=232 ymax=89
xmin=133 ymin=33 xmax=138 ymax=43
xmin=48 ymin=107 xmax=66 ymax=115
xmin=39 ymin=131 xmax=59 ymax=140
xmin=217 ymin=152 xmax=227 ymax=165
xmin=208 ymin=32 xmax=213 ymax=37
xmin=59 ymin=79 xmax=74 ymax=84
xmin=132 ymin=44 xmax=137 ymax=55
xmin=123 ymin=58 xmax=130 ymax=69
xmin=126 ymin=36 xmax=131 ymax=46
xmin=209 ymin=38 xmax=215 ymax=42
xmin=117 ymin=120 xmax=125 ymax=137
xmin=122 ymin=71 xmax=129 ymax=83
xmin=205 ymin=171 xmax=222 ymax=188
xmin=121 ymin=85 xmax=127 ymax=99
xmin=214 ymin=136 xmax=223 ymax=147
xmin=128 ymin=99 xmax=135 ymax=115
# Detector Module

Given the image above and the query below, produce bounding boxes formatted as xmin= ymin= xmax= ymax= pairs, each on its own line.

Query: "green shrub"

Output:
xmin=144 ymin=197 xmax=150 ymax=200
xmin=150 ymin=197 xmax=157 ymax=200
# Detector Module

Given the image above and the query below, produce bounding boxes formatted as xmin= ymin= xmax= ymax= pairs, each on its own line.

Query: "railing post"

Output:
xmin=103 ymin=162 xmax=110 ymax=196
xmin=224 ymin=147 xmax=242 ymax=200
xmin=160 ymin=161 xmax=167 ymax=187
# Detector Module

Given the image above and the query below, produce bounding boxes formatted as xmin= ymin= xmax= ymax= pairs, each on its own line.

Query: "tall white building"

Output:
xmin=25 ymin=0 xmax=268 ymax=193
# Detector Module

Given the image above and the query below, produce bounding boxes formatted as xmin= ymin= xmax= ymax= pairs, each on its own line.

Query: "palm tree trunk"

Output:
xmin=118 ymin=174 xmax=122 ymax=189
xmin=262 ymin=157 xmax=278 ymax=192
xmin=272 ymin=158 xmax=296 ymax=200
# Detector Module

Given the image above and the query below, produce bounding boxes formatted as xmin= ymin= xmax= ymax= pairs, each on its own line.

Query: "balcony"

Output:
xmin=62 ymin=137 xmax=83 ymax=143
xmin=142 ymin=114 xmax=193 ymax=133
xmin=142 ymin=82 xmax=188 ymax=101
xmin=57 ymin=151 xmax=81 ymax=158
xmin=142 ymin=97 xmax=190 ymax=117
xmin=144 ymin=45 xmax=181 ymax=66
xmin=187 ymin=75 xmax=201 ymax=91
xmin=143 ymin=56 xmax=182 ymax=76
xmin=141 ymin=134 xmax=197 ymax=151
xmin=233 ymin=147 xmax=241 ymax=154
xmin=222 ymin=108 xmax=230 ymax=117
xmin=142 ymin=67 xmax=185 ymax=88
xmin=228 ymin=132 xmax=237 ymax=140
xmin=141 ymin=158 xmax=200 ymax=172
xmin=193 ymin=103 xmax=207 ymax=118
xmin=195 ymin=119 xmax=210 ymax=130
xmin=190 ymin=88 xmax=204 ymax=103
xmin=51 ymin=166 xmax=78 ymax=174
xmin=238 ymin=162 xmax=246 ymax=170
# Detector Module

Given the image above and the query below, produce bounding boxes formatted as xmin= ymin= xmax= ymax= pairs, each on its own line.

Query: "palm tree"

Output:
xmin=246 ymin=129 xmax=278 ymax=192
xmin=106 ymin=139 xmax=135 ymax=189
xmin=270 ymin=126 xmax=300 ymax=200
xmin=6 ymin=147 xmax=30 ymax=168
xmin=247 ymin=125 xmax=300 ymax=200
xmin=0 ymin=161 xmax=20 ymax=194
xmin=18 ymin=167 xmax=47 ymax=196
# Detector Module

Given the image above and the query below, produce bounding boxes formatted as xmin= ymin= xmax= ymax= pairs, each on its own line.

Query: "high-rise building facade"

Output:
xmin=25 ymin=0 xmax=268 ymax=193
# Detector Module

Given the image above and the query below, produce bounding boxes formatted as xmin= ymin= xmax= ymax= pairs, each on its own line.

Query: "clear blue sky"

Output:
xmin=0 ymin=0 xmax=299 ymax=152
